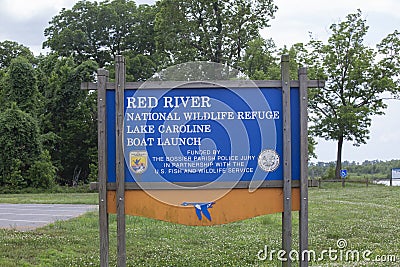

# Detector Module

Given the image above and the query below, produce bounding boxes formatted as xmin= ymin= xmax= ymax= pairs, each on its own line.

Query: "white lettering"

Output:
xmin=163 ymin=96 xmax=211 ymax=108
xmin=126 ymin=96 xmax=158 ymax=108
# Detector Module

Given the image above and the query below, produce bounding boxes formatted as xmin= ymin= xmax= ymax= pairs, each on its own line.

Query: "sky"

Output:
xmin=0 ymin=0 xmax=399 ymax=163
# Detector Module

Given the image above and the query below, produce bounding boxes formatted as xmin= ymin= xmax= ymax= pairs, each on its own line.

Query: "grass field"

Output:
xmin=0 ymin=193 xmax=98 ymax=205
xmin=0 ymin=184 xmax=399 ymax=266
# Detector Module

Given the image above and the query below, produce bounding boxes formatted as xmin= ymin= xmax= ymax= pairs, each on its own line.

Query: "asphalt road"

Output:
xmin=0 ymin=203 xmax=97 ymax=231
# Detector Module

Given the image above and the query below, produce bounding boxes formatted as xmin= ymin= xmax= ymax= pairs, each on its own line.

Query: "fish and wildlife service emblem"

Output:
xmin=129 ymin=151 xmax=148 ymax=174
xmin=258 ymin=149 xmax=280 ymax=172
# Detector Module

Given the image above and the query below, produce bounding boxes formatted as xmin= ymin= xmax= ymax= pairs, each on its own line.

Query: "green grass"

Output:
xmin=0 ymin=193 xmax=98 ymax=204
xmin=0 ymin=184 xmax=399 ymax=266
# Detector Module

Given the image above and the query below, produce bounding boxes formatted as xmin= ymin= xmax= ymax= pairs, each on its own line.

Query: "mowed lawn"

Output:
xmin=0 ymin=184 xmax=399 ymax=266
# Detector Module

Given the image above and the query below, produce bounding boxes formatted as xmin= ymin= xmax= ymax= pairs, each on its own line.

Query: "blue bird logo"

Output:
xmin=182 ymin=202 xmax=215 ymax=221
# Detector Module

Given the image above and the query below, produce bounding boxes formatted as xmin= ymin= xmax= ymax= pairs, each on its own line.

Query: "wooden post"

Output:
xmin=115 ymin=55 xmax=126 ymax=267
xmin=281 ymin=55 xmax=292 ymax=267
xmin=298 ymin=67 xmax=309 ymax=267
xmin=98 ymin=68 xmax=109 ymax=267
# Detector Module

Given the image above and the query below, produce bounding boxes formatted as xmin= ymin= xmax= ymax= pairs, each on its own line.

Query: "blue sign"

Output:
xmin=106 ymin=85 xmax=300 ymax=188
xmin=340 ymin=169 xmax=347 ymax=178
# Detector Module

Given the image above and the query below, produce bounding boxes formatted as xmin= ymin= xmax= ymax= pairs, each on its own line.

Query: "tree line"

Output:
xmin=0 ymin=0 xmax=399 ymax=190
xmin=309 ymin=160 xmax=400 ymax=180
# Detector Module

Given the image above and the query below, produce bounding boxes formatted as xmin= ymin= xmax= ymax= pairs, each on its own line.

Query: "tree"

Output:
xmin=304 ymin=10 xmax=400 ymax=179
xmin=1 ymin=56 xmax=41 ymax=114
xmin=0 ymin=104 xmax=41 ymax=188
xmin=37 ymin=55 xmax=98 ymax=185
xmin=43 ymin=0 xmax=157 ymax=67
xmin=0 ymin=41 xmax=35 ymax=69
xmin=125 ymin=53 xmax=157 ymax=82
xmin=239 ymin=40 xmax=320 ymax=159
xmin=376 ymin=30 xmax=400 ymax=90
xmin=239 ymin=37 xmax=280 ymax=80
xmin=0 ymin=57 xmax=56 ymax=190
xmin=43 ymin=1 xmax=105 ymax=65
xmin=0 ymin=104 xmax=56 ymax=189
xmin=155 ymin=0 xmax=277 ymax=66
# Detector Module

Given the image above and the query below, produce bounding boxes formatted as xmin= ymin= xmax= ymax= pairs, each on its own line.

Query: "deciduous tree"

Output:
xmin=239 ymin=37 xmax=280 ymax=80
xmin=0 ymin=41 xmax=34 ymax=69
xmin=1 ymin=57 xmax=41 ymax=114
xmin=155 ymin=0 xmax=277 ymax=66
xmin=37 ymin=55 xmax=98 ymax=185
xmin=0 ymin=104 xmax=42 ymax=188
xmin=43 ymin=0 xmax=157 ymax=68
xmin=305 ymin=10 xmax=400 ymax=179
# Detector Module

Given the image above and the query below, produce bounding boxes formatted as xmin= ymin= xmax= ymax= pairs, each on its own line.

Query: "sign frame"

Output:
xmin=83 ymin=55 xmax=325 ymax=267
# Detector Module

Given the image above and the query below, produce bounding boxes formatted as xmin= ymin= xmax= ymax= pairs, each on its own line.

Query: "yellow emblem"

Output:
xmin=129 ymin=151 xmax=148 ymax=174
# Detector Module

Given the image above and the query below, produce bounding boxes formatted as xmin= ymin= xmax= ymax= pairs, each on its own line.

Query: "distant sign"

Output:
xmin=340 ymin=169 xmax=347 ymax=178
xmin=392 ymin=168 xmax=400 ymax=179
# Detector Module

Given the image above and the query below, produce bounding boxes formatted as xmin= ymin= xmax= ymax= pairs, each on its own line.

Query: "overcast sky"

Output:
xmin=0 ymin=0 xmax=399 ymax=163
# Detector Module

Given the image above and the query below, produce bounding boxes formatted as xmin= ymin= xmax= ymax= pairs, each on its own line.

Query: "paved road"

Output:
xmin=0 ymin=203 xmax=97 ymax=231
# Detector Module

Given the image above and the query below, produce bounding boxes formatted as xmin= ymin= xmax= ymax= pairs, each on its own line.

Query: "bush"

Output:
xmin=7 ymin=158 xmax=26 ymax=189
xmin=0 ymin=105 xmax=57 ymax=189
xmin=28 ymin=150 xmax=56 ymax=189
xmin=322 ymin=166 xmax=336 ymax=180
xmin=0 ymin=104 xmax=41 ymax=187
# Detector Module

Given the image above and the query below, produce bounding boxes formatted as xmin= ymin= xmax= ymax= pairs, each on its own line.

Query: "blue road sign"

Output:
xmin=340 ymin=169 xmax=347 ymax=178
